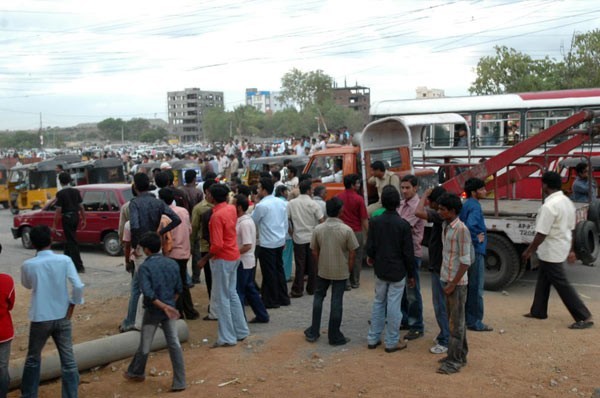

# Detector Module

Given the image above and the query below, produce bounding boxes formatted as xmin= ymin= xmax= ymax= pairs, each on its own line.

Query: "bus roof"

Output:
xmin=371 ymin=88 xmax=600 ymax=117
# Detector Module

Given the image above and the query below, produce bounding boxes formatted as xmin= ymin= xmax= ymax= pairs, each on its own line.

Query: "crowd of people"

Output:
xmin=0 ymin=152 xmax=595 ymax=395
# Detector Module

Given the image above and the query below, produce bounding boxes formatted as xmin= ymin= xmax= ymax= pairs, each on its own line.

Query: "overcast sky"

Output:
xmin=0 ymin=0 xmax=598 ymax=131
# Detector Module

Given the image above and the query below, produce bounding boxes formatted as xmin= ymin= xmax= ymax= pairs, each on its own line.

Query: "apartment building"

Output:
xmin=167 ymin=88 xmax=224 ymax=142
xmin=245 ymin=88 xmax=292 ymax=113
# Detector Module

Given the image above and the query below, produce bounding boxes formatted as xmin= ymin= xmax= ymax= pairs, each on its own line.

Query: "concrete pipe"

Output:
xmin=8 ymin=319 xmax=189 ymax=390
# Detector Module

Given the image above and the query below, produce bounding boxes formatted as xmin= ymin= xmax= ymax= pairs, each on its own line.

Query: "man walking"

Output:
xmin=52 ymin=172 xmax=86 ymax=273
xmin=251 ymin=177 xmax=290 ymax=309
xmin=288 ymin=180 xmax=323 ymax=297
xmin=21 ymin=225 xmax=84 ymax=397
xmin=460 ymin=178 xmax=493 ymax=332
xmin=522 ymin=171 xmax=593 ymax=329
xmin=337 ymin=174 xmax=368 ymax=289
xmin=366 ymin=186 xmax=415 ymax=353
xmin=304 ymin=198 xmax=359 ymax=346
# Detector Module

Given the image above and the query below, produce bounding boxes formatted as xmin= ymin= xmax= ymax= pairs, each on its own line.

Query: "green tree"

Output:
xmin=232 ymin=105 xmax=264 ymax=138
xmin=561 ymin=29 xmax=600 ymax=89
xmin=279 ymin=68 xmax=333 ymax=110
xmin=97 ymin=118 xmax=126 ymax=141
xmin=203 ymin=107 xmax=231 ymax=141
xmin=469 ymin=46 xmax=558 ymax=95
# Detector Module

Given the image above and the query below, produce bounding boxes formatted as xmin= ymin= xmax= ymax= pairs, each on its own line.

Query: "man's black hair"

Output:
xmin=259 ymin=171 xmax=272 ymax=180
xmin=184 ymin=169 xmax=197 ymax=184
xmin=401 ymin=174 xmax=418 ymax=187
xmin=237 ymin=184 xmax=251 ymax=197
xmin=299 ymin=179 xmax=312 ymax=194
xmin=283 ymin=158 xmax=292 ymax=166
xmin=370 ymin=160 xmax=386 ymax=172
xmin=203 ymin=178 xmax=216 ymax=194
xmin=139 ymin=231 xmax=161 ymax=254
xmin=343 ymin=173 xmax=360 ymax=189
xmin=326 ymin=197 xmax=343 ymax=217
xmin=30 ymin=225 xmax=52 ymax=250
xmin=235 ymin=194 xmax=249 ymax=212
xmin=299 ymin=173 xmax=312 ymax=183
xmin=381 ymin=185 xmax=400 ymax=210
xmin=134 ymin=172 xmax=150 ymax=192
xmin=429 ymin=186 xmax=447 ymax=204
xmin=205 ymin=171 xmax=217 ymax=180
xmin=287 ymin=166 xmax=297 ymax=177
xmin=259 ymin=177 xmax=275 ymax=195
xmin=542 ymin=171 xmax=562 ymax=191
xmin=58 ymin=172 xmax=71 ymax=185
xmin=159 ymin=187 xmax=175 ymax=205
xmin=313 ymin=185 xmax=326 ymax=198
xmin=464 ymin=178 xmax=485 ymax=198
xmin=575 ymin=161 xmax=588 ymax=175
xmin=275 ymin=185 xmax=288 ymax=198
xmin=164 ymin=170 xmax=175 ymax=186
xmin=334 ymin=158 xmax=343 ymax=170
xmin=271 ymin=170 xmax=281 ymax=181
xmin=210 ymin=183 xmax=230 ymax=203
xmin=437 ymin=193 xmax=463 ymax=214
xmin=154 ymin=171 xmax=170 ymax=189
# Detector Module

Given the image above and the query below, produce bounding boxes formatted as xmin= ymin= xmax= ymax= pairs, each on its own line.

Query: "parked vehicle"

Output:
xmin=67 ymin=158 xmax=126 ymax=186
xmin=11 ymin=183 xmax=133 ymax=256
xmin=0 ymin=164 xmax=8 ymax=208
xmin=242 ymin=155 xmax=309 ymax=186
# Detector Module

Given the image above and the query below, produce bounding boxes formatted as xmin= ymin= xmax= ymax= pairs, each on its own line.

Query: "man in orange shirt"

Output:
xmin=199 ymin=184 xmax=249 ymax=347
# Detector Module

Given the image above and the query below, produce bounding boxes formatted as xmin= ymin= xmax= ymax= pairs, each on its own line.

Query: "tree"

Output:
xmin=279 ymin=68 xmax=333 ymax=110
xmin=469 ymin=46 xmax=559 ymax=95
xmin=97 ymin=118 xmax=126 ymax=141
xmin=561 ymin=29 xmax=600 ymax=89
xmin=203 ymin=107 xmax=230 ymax=141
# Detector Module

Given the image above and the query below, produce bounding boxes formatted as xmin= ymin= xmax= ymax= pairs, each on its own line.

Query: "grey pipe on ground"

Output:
xmin=8 ymin=320 xmax=189 ymax=390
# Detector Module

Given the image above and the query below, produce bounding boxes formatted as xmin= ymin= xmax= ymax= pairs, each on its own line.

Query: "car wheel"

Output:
xmin=1 ymin=201 xmax=8 ymax=209
xmin=21 ymin=226 xmax=33 ymax=249
xmin=103 ymin=232 xmax=122 ymax=256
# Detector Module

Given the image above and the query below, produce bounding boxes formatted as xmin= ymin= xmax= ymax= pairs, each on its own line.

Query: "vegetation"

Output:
xmin=470 ymin=29 xmax=600 ymax=95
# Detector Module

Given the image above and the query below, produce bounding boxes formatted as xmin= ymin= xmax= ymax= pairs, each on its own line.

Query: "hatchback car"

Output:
xmin=11 ymin=183 xmax=133 ymax=256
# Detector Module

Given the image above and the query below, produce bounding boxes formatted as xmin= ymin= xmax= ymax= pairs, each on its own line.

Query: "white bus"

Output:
xmin=371 ymin=88 xmax=600 ymax=161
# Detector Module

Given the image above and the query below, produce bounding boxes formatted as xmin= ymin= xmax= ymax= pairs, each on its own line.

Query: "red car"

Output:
xmin=11 ymin=184 xmax=133 ymax=256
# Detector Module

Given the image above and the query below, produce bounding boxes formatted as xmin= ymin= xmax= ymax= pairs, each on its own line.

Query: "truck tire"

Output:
xmin=586 ymin=200 xmax=600 ymax=232
xmin=484 ymin=233 xmax=520 ymax=291
xmin=574 ymin=220 xmax=598 ymax=266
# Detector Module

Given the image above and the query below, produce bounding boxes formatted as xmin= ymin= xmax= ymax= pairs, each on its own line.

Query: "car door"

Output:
xmin=79 ymin=189 xmax=110 ymax=244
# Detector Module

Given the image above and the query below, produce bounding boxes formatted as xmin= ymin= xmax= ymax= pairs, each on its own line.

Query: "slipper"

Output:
xmin=569 ymin=320 xmax=593 ymax=329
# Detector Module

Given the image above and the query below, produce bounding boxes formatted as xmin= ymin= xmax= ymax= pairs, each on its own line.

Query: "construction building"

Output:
xmin=167 ymin=88 xmax=224 ymax=142
xmin=332 ymin=83 xmax=370 ymax=124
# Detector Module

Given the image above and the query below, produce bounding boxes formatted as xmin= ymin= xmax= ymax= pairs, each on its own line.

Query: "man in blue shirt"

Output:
xmin=571 ymin=162 xmax=597 ymax=203
xmin=124 ymin=232 xmax=186 ymax=392
xmin=251 ymin=177 xmax=290 ymax=309
xmin=21 ymin=225 xmax=84 ymax=398
xmin=459 ymin=178 xmax=493 ymax=332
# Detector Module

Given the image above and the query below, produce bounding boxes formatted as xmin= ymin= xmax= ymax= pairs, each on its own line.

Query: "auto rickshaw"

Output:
xmin=558 ymin=156 xmax=600 ymax=200
xmin=170 ymin=160 xmax=202 ymax=187
xmin=8 ymin=155 xmax=81 ymax=214
xmin=242 ymin=155 xmax=309 ymax=186
xmin=0 ymin=164 xmax=9 ymax=209
xmin=67 ymin=158 xmax=126 ymax=185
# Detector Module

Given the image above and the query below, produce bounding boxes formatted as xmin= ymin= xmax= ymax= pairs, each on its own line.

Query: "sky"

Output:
xmin=0 ymin=0 xmax=598 ymax=131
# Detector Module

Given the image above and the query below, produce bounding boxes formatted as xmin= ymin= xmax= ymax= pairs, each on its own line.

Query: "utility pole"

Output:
xmin=121 ymin=126 xmax=124 ymax=144
xmin=39 ymin=113 xmax=43 ymax=148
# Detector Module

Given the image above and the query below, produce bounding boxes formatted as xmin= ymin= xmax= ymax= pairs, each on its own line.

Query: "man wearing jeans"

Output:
xmin=124 ymin=232 xmax=186 ymax=391
xmin=304 ymin=198 xmax=358 ymax=346
xmin=366 ymin=187 xmax=415 ymax=353
xmin=459 ymin=178 xmax=493 ymax=332
xmin=199 ymin=184 xmax=249 ymax=347
xmin=21 ymin=225 xmax=84 ymax=398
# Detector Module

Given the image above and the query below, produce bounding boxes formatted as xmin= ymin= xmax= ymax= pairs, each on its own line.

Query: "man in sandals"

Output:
xmin=522 ymin=172 xmax=593 ymax=330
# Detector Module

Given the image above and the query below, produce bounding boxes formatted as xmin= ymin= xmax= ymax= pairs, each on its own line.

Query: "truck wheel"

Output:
xmin=484 ymin=234 xmax=520 ymax=291
xmin=103 ymin=232 xmax=122 ymax=256
xmin=21 ymin=226 xmax=33 ymax=249
xmin=574 ymin=220 xmax=598 ymax=266
xmin=586 ymin=200 xmax=600 ymax=232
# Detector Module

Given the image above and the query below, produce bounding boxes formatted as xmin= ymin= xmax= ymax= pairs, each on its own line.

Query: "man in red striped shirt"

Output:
xmin=199 ymin=184 xmax=249 ymax=347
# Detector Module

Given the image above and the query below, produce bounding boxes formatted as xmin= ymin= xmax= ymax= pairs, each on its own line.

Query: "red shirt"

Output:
xmin=337 ymin=189 xmax=368 ymax=232
xmin=0 ymin=273 xmax=15 ymax=343
xmin=209 ymin=202 xmax=241 ymax=261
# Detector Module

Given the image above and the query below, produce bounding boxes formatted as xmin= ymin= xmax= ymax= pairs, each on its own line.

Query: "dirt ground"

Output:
xmin=6 ymin=268 xmax=600 ymax=398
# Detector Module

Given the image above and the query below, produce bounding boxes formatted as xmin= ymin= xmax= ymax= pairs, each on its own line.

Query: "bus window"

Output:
xmin=430 ymin=124 xmax=453 ymax=148
xmin=369 ymin=149 xmax=404 ymax=169
xmin=526 ymin=109 xmax=573 ymax=139
xmin=476 ymin=112 xmax=519 ymax=146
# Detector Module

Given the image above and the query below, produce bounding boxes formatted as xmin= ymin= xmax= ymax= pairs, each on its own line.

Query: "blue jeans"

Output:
xmin=466 ymin=253 xmax=486 ymax=329
xmin=126 ymin=312 xmax=186 ymax=390
xmin=0 ymin=340 xmax=10 ymax=397
xmin=368 ymin=277 xmax=406 ymax=349
xmin=121 ymin=270 xmax=141 ymax=330
xmin=431 ymin=272 xmax=450 ymax=347
xmin=304 ymin=277 xmax=347 ymax=344
xmin=211 ymin=259 xmax=250 ymax=345
xmin=401 ymin=257 xmax=424 ymax=332
xmin=21 ymin=319 xmax=79 ymax=398
xmin=237 ymin=264 xmax=269 ymax=323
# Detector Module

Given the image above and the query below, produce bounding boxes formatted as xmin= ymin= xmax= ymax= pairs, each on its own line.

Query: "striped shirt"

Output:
xmin=440 ymin=217 xmax=472 ymax=285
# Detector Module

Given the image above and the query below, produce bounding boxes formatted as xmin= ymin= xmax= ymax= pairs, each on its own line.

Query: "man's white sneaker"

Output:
xmin=430 ymin=343 xmax=448 ymax=354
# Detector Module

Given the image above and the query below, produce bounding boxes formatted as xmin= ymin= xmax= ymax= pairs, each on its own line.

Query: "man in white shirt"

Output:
xmin=287 ymin=180 xmax=324 ymax=297
xmin=321 ymin=159 xmax=343 ymax=184
xmin=522 ymin=171 xmax=593 ymax=329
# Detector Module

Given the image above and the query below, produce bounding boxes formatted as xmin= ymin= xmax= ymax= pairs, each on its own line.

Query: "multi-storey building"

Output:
xmin=416 ymin=86 xmax=445 ymax=98
xmin=167 ymin=88 xmax=224 ymax=142
xmin=245 ymin=88 xmax=291 ymax=113
xmin=332 ymin=83 xmax=370 ymax=125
